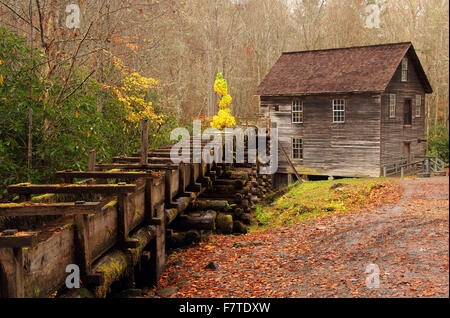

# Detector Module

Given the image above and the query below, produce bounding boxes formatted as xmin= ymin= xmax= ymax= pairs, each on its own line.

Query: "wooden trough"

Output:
xmin=0 ymin=120 xmax=272 ymax=298
xmin=0 ymin=120 xmax=217 ymax=298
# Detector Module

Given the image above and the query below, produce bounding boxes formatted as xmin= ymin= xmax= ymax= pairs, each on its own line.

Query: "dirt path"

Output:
xmin=149 ymin=177 xmax=449 ymax=298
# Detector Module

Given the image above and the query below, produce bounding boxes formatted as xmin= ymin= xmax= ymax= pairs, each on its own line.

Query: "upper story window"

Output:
xmin=415 ymin=94 xmax=421 ymax=117
xmin=292 ymin=138 xmax=303 ymax=159
xmin=292 ymin=100 xmax=303 ymax=123
xmin=389 ymin=94 xmax=396 ymax=118
xmin=332 ymin=99 xmax=345 ymax=123
xmin=401 ymin=57 xmax=408 ymax=82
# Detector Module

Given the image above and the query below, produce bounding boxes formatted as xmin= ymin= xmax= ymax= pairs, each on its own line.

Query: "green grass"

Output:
xmin=250 ymin=178 xmax=393 ymax=231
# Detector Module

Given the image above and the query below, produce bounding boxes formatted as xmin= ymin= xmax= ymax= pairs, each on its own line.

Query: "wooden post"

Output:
xmin=74 ymin=214 xmax=91 ymax=274
xmin=144 ymin=178 xmax=153 ymax=224
xmin=0 ymin=248 xmax=25 ymax=297
xmin=150 ymin=202 xmax=165 ymax=284
xmin=117 ymin=193 xmax=129 ymax=242
xmin=425 ymin=158 xmax=430 ymax=175
xmin=383 ymin=166 xmax=387 ymax=177
xmin=88 ymin=149 xmax=96 ymax=171
xmin=401 ymin=167 xmax=404 ymax=178
xmin=179 ymin=162 xmax=186 ymax=194
xmin=140 ymin=119 xmax=149 ymax=166
xmin=88 ymin=149 xmax=97 ymax=184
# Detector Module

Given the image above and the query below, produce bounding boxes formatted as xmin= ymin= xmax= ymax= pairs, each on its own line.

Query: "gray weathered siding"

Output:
xmin=381 ymin=53 xmax=426 ymax=167
xmin=260 ymin=93 xmax=381 ymax=178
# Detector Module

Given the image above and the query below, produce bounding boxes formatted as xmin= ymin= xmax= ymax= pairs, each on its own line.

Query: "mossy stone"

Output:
xmin=233 ymin=220 xmax=248 ymax=234
xmin=216 ymin=214 xmax=233 ymax=234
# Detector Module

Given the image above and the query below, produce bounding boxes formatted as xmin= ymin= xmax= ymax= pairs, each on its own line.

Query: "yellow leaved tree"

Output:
xmin=210 ymin=73 xmax=236 ymax=129
xmin=102 ymin=50 xmax=164 ymax=125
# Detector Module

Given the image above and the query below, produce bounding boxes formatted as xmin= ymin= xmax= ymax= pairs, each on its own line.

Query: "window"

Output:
xmin=292 ymin=100 xmax=303 ymax=123
xmin=401 ymin=58 xmax=408 ymax=82
xmin=332 ymin=99 xmax=345 ymax=123
xmin=404 ymin=99 xmax=412 ymax=125
xmin=389 ymin=94 xmax=396 ymax=118
xmin=415 ymin=94 xmax=421 ymax=117
xmin=292 ymin=138 xmax=303 ymax=159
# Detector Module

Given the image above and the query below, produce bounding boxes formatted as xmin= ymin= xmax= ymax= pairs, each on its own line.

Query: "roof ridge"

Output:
xmin=282 ymin=42 xmax=412 ymax=55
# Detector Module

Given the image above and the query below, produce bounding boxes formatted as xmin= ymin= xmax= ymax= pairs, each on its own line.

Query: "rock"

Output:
xmin=330 ymin=183 xmax=345 ymax=190
xmin=216 ymin=214 xmax=233 ymax=234
xmin=232 ymin=208 xmax=244 ymax=218
xmin=240 ymin=213 xmax=251 ymax=225
xmin=204 ymin=261 xmax=219 ymax=270
xmin=169 ymin=230 xmax=201 ymax=248
xmin=233 ymin=220 xmax=248 ymax=234
xmin=156 ymin=287 xmax=178 ymax=297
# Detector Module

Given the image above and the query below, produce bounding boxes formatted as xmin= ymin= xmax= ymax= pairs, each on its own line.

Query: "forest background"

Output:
xmin=0 ymin=0 xmax=448 ymax=201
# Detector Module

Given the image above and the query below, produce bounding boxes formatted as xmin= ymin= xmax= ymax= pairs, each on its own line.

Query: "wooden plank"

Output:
xmin=113 ymin=156 xmax=177 ymax=164
xmin=0 ymin=233 xmax=37 ymax=248
xmin=95 ymin=163 xmax=178 ymax=170
xmin=0 ymin=202 xmax=101 ymax=216
xmin=8 ymin=184 xmax=137 ymax=195
xmin=55 ymin=171 xmax=158 ymax=180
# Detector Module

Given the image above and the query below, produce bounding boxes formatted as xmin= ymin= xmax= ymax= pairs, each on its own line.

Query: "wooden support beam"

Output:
xmin=113 ymin=156 xmax=177 ymax=164
xmin=8 ymin=184 xmax=137 ymax=195
xmin=179 ymin=162 xmax=186 ymax=193
xmin=279 ymin=142 xmax=302 ymax=184
xmin=0 ymin=232 xmax=37 ymax=248
xmin=150 ymin=202 xmax=165 ymax=284
xmin=55 ymin=171 xmax=158 ymax=180
xmin=0 ymin=202 xmax=101 ymax=216
xmin=0 ymin=247 xmax=25 ymax=297
xmin=95 ymin=163 xmax=178 ymax=171
xmin=140 ymin=119 xmax=149 ymax=166
xmin=88 ymin=149 xmax=96 ymax=171
xmin=117 ymin=193 xmax=129 ymax=242
xmin=74 ymin=214 xmax=91 ymax=274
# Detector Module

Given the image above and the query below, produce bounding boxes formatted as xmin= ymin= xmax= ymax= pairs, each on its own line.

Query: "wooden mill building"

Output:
xmin=255 ymin=42 xmax=433 ymax=187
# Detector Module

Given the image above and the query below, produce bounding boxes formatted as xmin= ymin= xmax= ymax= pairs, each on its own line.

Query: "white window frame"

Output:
xmin=401 ymin=57 xmax=408 ymax=82
xmin=292 ymin=100 xmax=303 ymax=123
xmin=415 ymin=94 xmax=421 ymax=117
xmin=292 ymin=138 xmax=303 ymax=160
xmin=389 ymin=94 xmax=396 ymax=118
xmin=332 ymin=99 xmax=345 ymax=123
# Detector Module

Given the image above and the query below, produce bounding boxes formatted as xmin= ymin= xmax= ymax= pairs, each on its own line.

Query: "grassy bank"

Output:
xmin=253 ymin=178 xmax=400 ymax=230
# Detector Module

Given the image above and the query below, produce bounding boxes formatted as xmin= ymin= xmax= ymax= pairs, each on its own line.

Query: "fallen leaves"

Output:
xmin=147 ymin=177 xmax=448 ymax=298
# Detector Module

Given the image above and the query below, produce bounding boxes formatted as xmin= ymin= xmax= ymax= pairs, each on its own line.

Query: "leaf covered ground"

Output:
xmin=146 ymin=177 xmax=449 ymax=298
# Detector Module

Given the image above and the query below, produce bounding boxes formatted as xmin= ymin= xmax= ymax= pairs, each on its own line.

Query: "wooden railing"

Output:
xmin=382 ymin=157 xmax=446 ymax=177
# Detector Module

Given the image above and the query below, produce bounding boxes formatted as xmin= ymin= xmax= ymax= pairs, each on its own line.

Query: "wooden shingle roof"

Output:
xmin=255 ymin=42 xmax=432 ymax=96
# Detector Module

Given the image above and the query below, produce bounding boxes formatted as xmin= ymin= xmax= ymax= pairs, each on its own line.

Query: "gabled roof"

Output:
xmin=255 ymin=42 xmax=433 ymax=96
